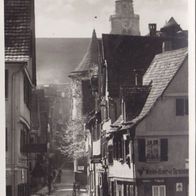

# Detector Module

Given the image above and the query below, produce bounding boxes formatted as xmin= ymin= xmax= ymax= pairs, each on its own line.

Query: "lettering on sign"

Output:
xmin=154 ymin=179 xmax=164 ymax=183
xmin=141 ymin=179 xmax=164 ymax=183
xmin=137 ymin=167 xmax=188 ymax=177
xmin=176 ymin=183 xmax=183 ymax=192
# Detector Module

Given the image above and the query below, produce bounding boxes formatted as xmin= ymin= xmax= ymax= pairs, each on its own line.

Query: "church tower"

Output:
xmin=110 ymin=0 xmax=140 ymax=35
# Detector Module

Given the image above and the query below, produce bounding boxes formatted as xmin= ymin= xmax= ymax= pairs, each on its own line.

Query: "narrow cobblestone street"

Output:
xmin=33 ymin=169 xmax=88 ymax=196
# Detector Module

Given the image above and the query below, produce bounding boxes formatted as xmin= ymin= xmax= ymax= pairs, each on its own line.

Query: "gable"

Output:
xmin=164 ymin=58 xmax=188 ymax=95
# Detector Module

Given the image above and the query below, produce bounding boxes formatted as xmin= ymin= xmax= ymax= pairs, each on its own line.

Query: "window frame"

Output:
xmin=152 ymin=185 xmax=166 ymax=196
xmin=145 ymin=138 xmax=160 ymax=162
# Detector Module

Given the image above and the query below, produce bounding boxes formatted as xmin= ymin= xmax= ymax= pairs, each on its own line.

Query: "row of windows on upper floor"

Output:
xmin=107 ymin=137 xmax=170 ymax=166
xmin=107 ymin=97 xmax=188 ymax=124
xmin=5 ymin=69 xmax=31 ymax=109
xmin=91 ymin=97 xmax=188 ymax=142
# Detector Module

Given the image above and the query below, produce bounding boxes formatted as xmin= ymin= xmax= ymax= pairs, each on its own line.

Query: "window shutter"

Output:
xmin=185 ymin=99 xmax=188 ymax=115
xmin=160 ymin=139 xmax=168 ymax=161
xmin=125 ymin=139 xmax=129 ymax=156
xmin=176 ymin=99 xmax=184 ymax=116
xmin=108 ymin=145 xmax=113 ymax=165
xmin=138 ymin=139 xmax=146 ymax=162
xmin=113 ymin=139 xmax=117 ymax=159
xmin=120 ymin=138 xmax=124 ymax=159
xmin=5 ymin=70 xmax=8 ymax=98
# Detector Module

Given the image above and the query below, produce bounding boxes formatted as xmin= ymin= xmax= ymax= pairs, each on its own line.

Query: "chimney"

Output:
xmin=148 ymin=23 xmax=157 ymax=36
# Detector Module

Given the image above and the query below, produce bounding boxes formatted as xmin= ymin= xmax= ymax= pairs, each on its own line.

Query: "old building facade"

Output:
xmin=77 ymin=17 xmax=188 ymax=196
xmin=134 ymin=48 xmax=188 ymax=196
xmin=69 ymin=30 xmax=101 ymax=191
xmin=5 ymin=0 xmax=36 ymax=195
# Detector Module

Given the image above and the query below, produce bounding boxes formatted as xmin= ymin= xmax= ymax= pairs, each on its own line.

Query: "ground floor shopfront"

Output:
xmin=136 ymin=177 xmax=188 ymax=196
xmin=108 ymin=178 xmax=135 ymax=196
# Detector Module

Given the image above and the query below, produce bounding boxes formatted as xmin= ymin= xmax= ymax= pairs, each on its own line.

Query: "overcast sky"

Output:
xmin=35 ymin=0 xmax=188 ymax=38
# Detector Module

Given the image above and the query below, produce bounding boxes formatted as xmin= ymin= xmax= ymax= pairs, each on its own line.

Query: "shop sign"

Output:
xmin=137 ymin=167 xmax=188 ymax=177
xmin=78 ymin=166 xmax=85 ymax=171
xmin=154 ymin=179 xmax=164 ymax=183
xmin=141 ymin=179 xmax=165 ymax=183
xmin=176 ymin=183 xmax=183 ymax=192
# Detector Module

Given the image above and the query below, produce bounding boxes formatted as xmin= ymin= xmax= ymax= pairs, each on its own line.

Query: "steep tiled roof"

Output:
xmin=132 ymin=47 xmax=188 ymax=123
xmin=4 ymin=0 xmax=33 ymax=61
xmin=111 ymin=47 xmax=188 ymax=130
xmin=5 ymin=55 xmax=30 ymax=62
xmin=71 ymin=30 xmax=100 ymax=74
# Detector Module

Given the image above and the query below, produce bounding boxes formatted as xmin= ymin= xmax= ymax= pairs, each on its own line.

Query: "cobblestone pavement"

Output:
xmin=31 ymin=169 xmax=88 ymax=196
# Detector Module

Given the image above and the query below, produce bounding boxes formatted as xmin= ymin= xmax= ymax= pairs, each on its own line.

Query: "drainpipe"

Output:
xmin=11 ymin=63 xmax=26 ymax=196
xmin=93 ymin=163 xmax=96 ymax=196
xmin=131 ymin=127 xmax=136 ymax=196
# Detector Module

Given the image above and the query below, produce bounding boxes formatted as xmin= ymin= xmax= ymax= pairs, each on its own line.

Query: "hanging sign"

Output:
xmin=176 ymin=183 xmax=183 ymax=192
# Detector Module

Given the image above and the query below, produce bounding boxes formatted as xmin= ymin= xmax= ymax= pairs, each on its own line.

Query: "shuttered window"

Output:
xmin=108 ymin=145 xmax=113 ymax=165
xmin=146 ymin=139 xmax=160 ymax=161
xmin=138 ymin=138 xmax=168 ymax=162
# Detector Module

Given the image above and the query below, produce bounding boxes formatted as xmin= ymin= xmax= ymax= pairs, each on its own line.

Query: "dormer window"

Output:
xmin=121 ymin=85 xmax=149 ymax=122
xmin=133 ymin=70 xmax=143 ymax=86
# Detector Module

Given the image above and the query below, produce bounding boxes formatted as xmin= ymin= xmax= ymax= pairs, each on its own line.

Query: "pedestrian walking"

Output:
xmin=48 ymin=173 xmax=53 ymax=194
xmin=58 ymin=169 xmax=62 ymax=183
xmin=72 ymin=182 xmax=77 ymax=196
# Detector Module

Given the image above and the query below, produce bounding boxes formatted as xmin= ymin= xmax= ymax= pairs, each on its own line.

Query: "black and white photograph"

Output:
xmin=3 ymin=0 xmax=195 ymax=196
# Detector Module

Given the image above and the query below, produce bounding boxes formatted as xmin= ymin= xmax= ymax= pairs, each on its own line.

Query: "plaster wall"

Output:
xmin=135 ymin=60 xmax=188 ymax=179
xmin=136 ymin=60 xmax=188 ymax=135
xmin=6 ymin=63 xmax=30 ymax=187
